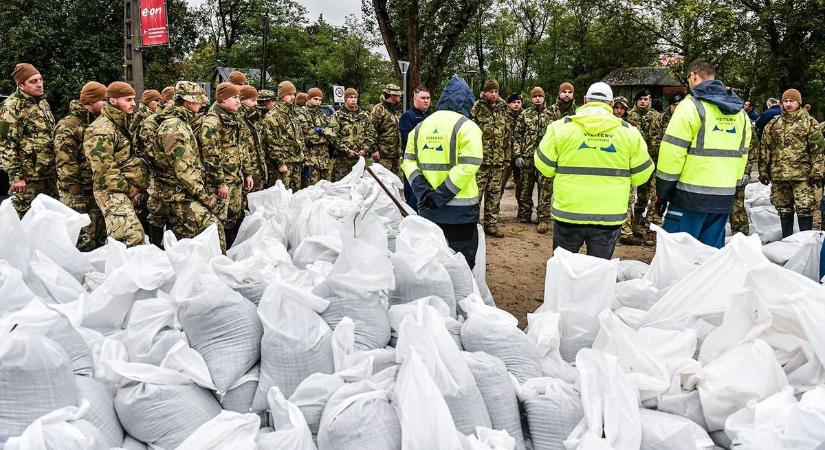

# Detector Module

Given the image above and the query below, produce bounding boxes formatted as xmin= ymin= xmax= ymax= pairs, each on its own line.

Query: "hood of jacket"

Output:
xmin=569 ymin=101 xmax=622 ymax=134
xmin=690 ymin=80 xmax=744 ymax=115
xmin=436 ymin=76 xmax=475 ymax=118
xmin=68 ymin=99 xmax=93 ymax=123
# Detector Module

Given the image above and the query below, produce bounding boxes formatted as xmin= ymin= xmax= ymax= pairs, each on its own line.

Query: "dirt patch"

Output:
xmin=485 ymin=186 xmax=655 ymax=328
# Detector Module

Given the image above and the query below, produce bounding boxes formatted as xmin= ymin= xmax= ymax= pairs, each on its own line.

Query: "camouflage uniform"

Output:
xmin=513 ymin=104 xmax=554 ymax=222
xmin=239 ymin=104 xmax=268 ymax=191
xmin=262 ymin=99 xmax=305 ymax=190
xmin=153 ymin=99 xmax=224 ymax=251
xmin=130 ymin=102 xmax=154 ymax=137
xmin=536 ymin=99 xmax=577 ymax=224
xmin=54 ymin=100 xmax=105 ymax=251
xmin=471 ymin=97 xmax=509 ymax=231
xmin=83 ymin=103 xmax=149 ymax=247
xmin=501 ymin=109 xmax=521 ymax=199
xmin=730 ymin=124 xmax=760 ymax=235
xmin=370 ymin=94 xmax=404 ymax=177
xmin=296 ymin=104 xmax=332 ymax=185
xmin=759 ymin=109 xmax=825 ymax=218
xmin=327 ymin=105 xmax=376 ymax=182
xmin=626 ymin=106 xmax=662 ymax=234
xmin=0 ymin=89 xmax=57 ymax=217
xmin=201 ymin=103 xmax=248 ymax=228
xmin=134 ymin=109 xmax=170 ymax=235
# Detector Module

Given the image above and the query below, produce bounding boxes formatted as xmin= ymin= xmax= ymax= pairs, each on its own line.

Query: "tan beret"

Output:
xmin=229 ymin=71 xmax=247 ymax=86
xmin=11 ymin=63 xmax=40 ymax=85
xmin=106 ymin=81 xmax=136 ymax=99
xmin=161 ymin=86 xmax=175 ymax=103
xmin=530 ymin=87 xmax=545 ymax=98
xmin=277 ymin=81 xmax=297 ymax=99
xmin=307 ymin=87 xmax=323 ymax=99
xmin=240 ymin=85 xmax=258 ymax=101
xmin=80 ymin=81 xmax=106 ymax=105
xmin=141 ymin=89 xmax=161 ymax=104
xmin=344 ymin=87 xmax=358 ymax=98
xmin=216 ymin=82 xmax=240 ymax=103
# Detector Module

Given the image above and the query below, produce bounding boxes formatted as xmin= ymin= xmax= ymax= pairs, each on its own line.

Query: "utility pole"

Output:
xmin=124 ymin=0 xmax=145 ymax=95
xmin=261 ymin=13 xmax=269 ymax=90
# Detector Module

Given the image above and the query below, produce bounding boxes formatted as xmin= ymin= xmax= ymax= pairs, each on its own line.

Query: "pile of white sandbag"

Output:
xmin=740 ymin=182 xmax=800 ymax=244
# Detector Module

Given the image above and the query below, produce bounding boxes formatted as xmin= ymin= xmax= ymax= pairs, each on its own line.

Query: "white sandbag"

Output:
xmin=639 ymin=409 xmax=713 ymax=450
xmin=463 ymin=427 xmax=516 ymax=450
xmin=696 ymin=339 xmax=789 ymax=431
xmin=120 ymin=435 xmax=147 ymax=450
xmin=473 ymin=224 xmax=495 ymax=306
xmin=175 ymin=410 xmax=260 ymax=450
xmin=253 ymin=283 xmax=334 ymax=410
xmin=0 ymin=260 xmax=35 ymax=316
xmin=177 ymin=280 xmax=263 ymax=393
xmin=3 ymin=400 xmax=108 ymax=450
xmin=209 ymin=255 xmax=282 ymax=305
xmin=643 ymin=225 xmax=717 ymax=293
xmin=292 ymin=233 xmax=342 ymax=269
xmin=617 ymin=260 xmax=649 ymax=282
xmin=443 ymin=252 xmax=478 ymax=304
xmin=289 ymin=372 xmax=345 ymax=436
xmin=246 ymin=181 xmax=292 ymax=226
xmin=0 ymin=198 xmax=32 ymax=272
xmin=615 ymin=278 xmax=661 ymax=311
xmin=526 ymin=311 xmax=578 ymax=383
xmin=121 ymin=296 xmax=182 ymax=365
xmin=0 ymin=333 xmax=80 ymax=441
xmin=565 ymin=349 xmax=641 ymax=450
xmin=218 ymin=365 xmax=260 ymax=413
xmin=255 ymin=387 xmax=316 ymax=450
xmin=228 ymin=215 xmax=293 ymax=265
xmin=74 ymin=375 xmax=124 ymax=448
xmin=233 ymin=208 xmax=288 ymax=249
xmin=656 ymin=390 xmax=708 ymax=431
xmin=28 ymin=250 xmax=86 ymax=303
xmin=459 ymin=299 xmax=543 ymax=383
xmin=761 ymin=230 xmax=821 ymax=265
xmin=783 ymin=231 xmax=824 ymax=281
xmin=289 ymin=197 xmax=354 ymax=251
xmin=747 ymin=200 xmax=799 ymax=244
xmin=20 ymin=194 xmax=92 ymax=279
xmin=517 ymin=377 xmax=583 ymax=450
xmin=463 ymin=352 xmax=525 ymax=449
xmin=538 ymin=248 xmax=618 ymax=362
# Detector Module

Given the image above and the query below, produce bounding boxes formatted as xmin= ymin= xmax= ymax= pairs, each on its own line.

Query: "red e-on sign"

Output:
xmin=139 ymin=0 xmax=169 ymax=46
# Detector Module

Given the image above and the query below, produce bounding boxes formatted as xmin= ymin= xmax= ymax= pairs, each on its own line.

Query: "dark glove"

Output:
xmin=514 ymin=157 xmax=524 ymax=169
xmin=417 ymin=190 xmax=436 ymax=211
xmin=809 ymin=174 xmax=823 ymax=188
xmin=314 ymin=127 xmax=323 ymax=135
xmin=654 ymin=196 xmax=668 ymax=217
xmin=758 ymin=174 xmax=771 ymax=185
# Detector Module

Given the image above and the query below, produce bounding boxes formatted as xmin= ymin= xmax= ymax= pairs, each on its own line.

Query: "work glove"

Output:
xmin=654 ymin=196 xmax=668 ymax=217
xmin=809 ymin=174 xmax=823 ymax=188
xmin=758 ymin=174 xmax=771 ymax=186
xmin=417 ymin=190 xmax=436 ymax=211
xmin=738 ymin=174 xmax=750 ymax=187
xmin=514 ymin=157 xmax=524 ymax=169
xmin=314 ymin=127 xmax=323 ymax=135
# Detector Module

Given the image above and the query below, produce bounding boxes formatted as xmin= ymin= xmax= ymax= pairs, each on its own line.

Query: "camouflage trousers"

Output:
xmin=633 ymin=177 xmax=660 ymax=232
xmin=476 ymin=164 xmax=504 ymax=228
xmin=730 ymin=186 xmax=750 ymax=235
xmin=302 ymin=162 xmax=332 ymax=188
xmin=169 ymin=199 xmax=226 ymax=252
xmin=8 ymin=177 xmax=57 ymax=218
xmin=281 ymin=162 xmax=304 ymax=192
xmin=771 ymin=180 xmax=816 ymax=217
xmin=516 ymin=163 xmax=537 ymax=220
xmin=215 ymin=182 xmax=244 ymax=226
xmin=93 ymin=190 xmax=144 ymax=247
xmin=621 ymin=188 xmax=634 ymax=238
xmin=147 ymin=188 xmax=170 ymax=228
xmin=536 ymin=174 xmax=554 ymax=224
xmin=61 ymin=192 xmax=106 ymax=251
xmin=332 ymin=156 xmax=359 ymax=182
xmin=378 ymin=155 xmax=403 ymax=180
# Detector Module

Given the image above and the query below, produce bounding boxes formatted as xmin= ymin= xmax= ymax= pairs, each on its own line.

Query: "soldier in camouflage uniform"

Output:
xmin=758 ymin=89 xmax=825 ymax=236
xmin=730 ymin=123 xmax=760 ymax=235
xmin=54 ymin=81 xmax=107 ymax=251
xmin=83 ymin=82 xmax=149 ymax=247
xmin=659 ymin=93 xmax=683 ymax=136
xmin=262 ymin=81 xmax=305 ymax=190
xmin=327 ymin=88 xmax=376 ymax=182
xmin=257 ymin=90 xmax=277 ymax=114
xmin=0 ymin=63 xmax=57 ymax=217
xmin=370 ymin=84 xmax=404 ymax=177
xmin=502 ymin=93 xmax=522 ymax=199
xmin=471 ymin=80 xmax=509 ymax=238
xmin=513 ymin=87 xmax=554 ymax=225
xmin=238 ymin=85 xmax=268 ymax=192
xmin=611 ymin=96 xmax=642 ymax=245
xmin=296 ymin=87 xmax=332 ymax=185
xmin=535 ymin=82 xmax=578 ymax=234
xmin=153 ymin=81 xmax=225 ymax=250
xmin=201 ymin=82 xmax=254 ymax=247
xmin=130 ymin=89 xmax=161 ymax=136
xmin=625 ymin=89 xmax=662 ymax=239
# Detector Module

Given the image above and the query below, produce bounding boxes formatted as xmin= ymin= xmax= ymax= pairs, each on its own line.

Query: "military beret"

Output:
xmin=161 ymin=86 xmax=175 ymax=103
xmin=80 ymin=81 xmax=106 ymax=105
xmin=783 ymin=89 xmax=802 ymax=103
xmin=530 ymin=87 xmax=545 ymax=98
xmin=141 ymin=89 xmax=161 ymax=104
xmin=216 ymin=82 xmax=240 ymax=103
xmin=483 ymin=80 xmax=499 ymax=92
xmin=344 ymin=87 xmax=358 ymax=98
xmin=239 ymin=85 xmax=258 ymax=101
xmin=307 ymin=87 xmax=324 ymax=100
xmin=229 ymin=70 xmax=247 ymax=86
xmin=559 ymin=82 xmax=574 ymax=93
xmin=106 ymin=81 xmax=136 ymax=99
xmin=11 ymin=63 xmax=39 ymax=85
xmin=277 ymin=81 xmax=297 ymax=99
xmin=296 ymin=93 xmax=307 ymax=106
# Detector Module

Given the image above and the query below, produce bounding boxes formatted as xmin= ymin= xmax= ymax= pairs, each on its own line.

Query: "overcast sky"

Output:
xmin=185 ymin=0 xmax=362 ymax=26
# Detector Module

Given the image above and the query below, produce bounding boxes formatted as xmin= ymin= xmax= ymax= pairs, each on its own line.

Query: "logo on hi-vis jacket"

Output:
xmin=713 ymin=116 xmax=738 ymax=133
xmin=578 ymin=141 xmax=617 ymax=153
xmin=712 ymin=124 xmax=737 ymax=133
xmin=422 ymin=129 xmax=445 ymax=151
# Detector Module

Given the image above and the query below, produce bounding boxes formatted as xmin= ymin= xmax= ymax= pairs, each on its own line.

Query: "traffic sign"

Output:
xmin=333 ymin=85 xmax=345 ymax=103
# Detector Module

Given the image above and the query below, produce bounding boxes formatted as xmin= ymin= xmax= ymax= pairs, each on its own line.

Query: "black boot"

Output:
xmin=798 ymin=215 xmax=814 ymax=232
xmin=148 ymin=224 xmax=165 ymax=248
xmin=779 ymin=214 xmax=795 ymax=239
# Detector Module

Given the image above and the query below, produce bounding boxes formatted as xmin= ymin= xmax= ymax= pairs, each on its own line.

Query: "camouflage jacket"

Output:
xmin=152 ymin=106 xmax=214 ymax=205
xmin=130 ymin=103 xmax=155 ymax=137
xmin=547 ymin=98 xmax=577 ymax=121
xmin=504 ymin=110 xmax=521 ymax=161
xmin=326 ymin=106 xmax=376 ymax=159
xmin=745 ymin=124 xmax=758 ymax=176
xmin=626 ymin=106 xmax=662 ymax=157
xmin=660 ymin=107 xmax=675 ymax=136
xmin=514 ymin=104 xmax=555 ymax=160
xmin=200 ymin=103 xmax=247 ymax=188
xmin=83 ymin=103 xmax=148 ymax=194
xmin=134 ymin=110 xmax=162 ymax=165
xmin=759 ymin=109 xmax=825 ymax=181
xmin=0 ymin=89 xmax=56 ymax=181
xmin=239 ymin=104 xmax=268 ymax=185
xmin=296 ymin=104 xmax=332 ymax=166
xmin=262 ymin=100 xmax=305 ymax=166
xmin=54 ymin=100 xmax=94 ymax=197
xmin=370 ymin=97 xmax=403 ymax=158
xmin=471 ymin=98 xmax=509 ymax=166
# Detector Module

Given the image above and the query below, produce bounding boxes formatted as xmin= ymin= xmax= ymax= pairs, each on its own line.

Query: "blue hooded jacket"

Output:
xmin=436 ymin=76 xmax=476 ymax=118
xmin=690 ymin=80 xmax=744 ymax=115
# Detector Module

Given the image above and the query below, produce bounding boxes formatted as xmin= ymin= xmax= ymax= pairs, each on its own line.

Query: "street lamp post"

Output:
xmin=398 ymin=60 xmax=410 ymax=110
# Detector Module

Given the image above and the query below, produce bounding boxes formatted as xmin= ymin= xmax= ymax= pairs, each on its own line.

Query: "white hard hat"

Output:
xmin=585 ymin=82 xmax=614 ymax=102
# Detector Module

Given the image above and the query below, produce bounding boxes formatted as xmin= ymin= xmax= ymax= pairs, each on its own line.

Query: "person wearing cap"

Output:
xmin=238 ymin=84 xmax=269 ymax=192
xmin=83 ymin=81 xmax=149 ymax=247
xmin=0 ymin=63 xmax=57 ymax=217
xmin=53 ymin=81 xmax=107 ymax=251
xmin=471 ymin=79 xmax=509 ymax=238
xmin=131 ymin=89 xmax=162 ymax=136
xmin=295 ymin=92 xmax=308 ymax=111
xmin=729 ymin=121 xmax=760 ymax=236
xmin=201 ymin=82 xmax=255 ymax=248
xmin=160 ymin=86 xmax=176 ymax=109
xmin=626 ymin=89 xmax=663 ymax=240
xmin=229 ymin=70 xmax=247 ymax=86
xmin=757 ymin=88 xmax=825 ymax=237
xmin=659 ymin=93 xmax=684 ymax=137
xmin=327 ymin=87 xmax=376 ymax=182
xmin=513 ymin=86 xmax=556 ymax=230
xmin=402 ymin=76 xmax=483 ymax=267
xmin=534 ymin=82 xmax=652 ymax=259
xmin=296 ymin=87 xmax=333 ymax=185
xmin=257 ymin=90 xmax=277 ymax=113
xmin=612 ymin=96 xmax=629 ymax=119
xmin=756 ymin=97 xmax=781 ymax=139
xmin=502 ymin=92 xmax=523 ymax=200
xmin=549 ymin=81 xmax=577 ymax=120
xmin=655 ymin=59 xmax=751 ymax=248
xmin=262 ymin=80 xmax=306 ymax=190
xmin=612 ymin=96 xmax=643 ymax=245
xmin=370 ymin=83 xmax=404 ymax=177
xmin=153 ymin=81 xmax=225 ymax=250
xmin=399 ymin=85 xmax=432 ymax=210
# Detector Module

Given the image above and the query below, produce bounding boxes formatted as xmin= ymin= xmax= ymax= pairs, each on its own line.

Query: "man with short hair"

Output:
xmin=238 ymin=85 xmax=268 ymax=191
xmin=370 ymin=84 xmax=404 ymax=177
xmin=54 ymin=81 xmax=107 ymax=251
xmin=758 ymin=89 xmax=825 ymax=236
xmin=756 ymin=98 xmax=781 ymax=138
xmin=659 ymin=93 xmax=683 ymax=135
xmin=502 ymin=92 xmax=523 ymax=199
xmin=297 ymin=87 xmax=333 ymax=185
xmin=626 ymin=89 xmax=663 ymax=239
xmin=535 ymin=82 xmax=652 ymax=259
xmin=83 ymin=82 xmax=149 ymax=247
xmin=399 ymin=86 xmax=432 ymax=210
xmin=656 ymin=59 xmax=751 ymax=248
xmin=744 ymin=100 xmax=759 ymax=122
xmin=262 ymin=80 xmax=306 ymax=190
xmin=471 ymin=80 xmax=509 ymax=238
xmin=0 ymin=63 xmax=57 ymax=217
xmin=513 ymin=87 xmax=553 ymax=225
xmin=611 ymin=96 xmax=641 ymax=245
xmin=327 ymin=88 xmax=376 ymax=182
